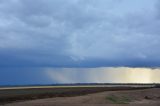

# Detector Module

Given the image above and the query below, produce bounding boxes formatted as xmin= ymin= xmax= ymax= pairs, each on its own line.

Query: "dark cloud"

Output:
xmin=0 ymin=0 xmax=160 ymax=67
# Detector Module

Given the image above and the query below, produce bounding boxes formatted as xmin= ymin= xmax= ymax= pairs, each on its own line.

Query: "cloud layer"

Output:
xmin=0 ymin=0 xmax=160 ymax=67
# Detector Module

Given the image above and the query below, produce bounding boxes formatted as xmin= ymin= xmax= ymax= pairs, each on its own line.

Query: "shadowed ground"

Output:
xmin=1 ymin=87 xmax=160 ymax=106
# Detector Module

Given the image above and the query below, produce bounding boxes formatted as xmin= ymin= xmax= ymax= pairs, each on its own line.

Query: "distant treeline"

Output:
xmin=1 ymin=83 xmax=160 ymax=87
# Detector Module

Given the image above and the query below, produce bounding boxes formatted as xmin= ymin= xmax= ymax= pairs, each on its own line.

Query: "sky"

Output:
xmin=0 ymin=0 xmax=160 ymax=85
xmin=1 ymin=67 xmax=160 ymax=85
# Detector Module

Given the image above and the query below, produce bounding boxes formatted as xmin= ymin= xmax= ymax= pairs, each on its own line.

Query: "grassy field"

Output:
xmin=0 ymin=86 xmax=150 ymax=105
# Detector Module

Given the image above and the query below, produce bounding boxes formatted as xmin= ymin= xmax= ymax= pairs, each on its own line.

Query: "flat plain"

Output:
xmin=0 ymin=85 xmax=160 ymax=106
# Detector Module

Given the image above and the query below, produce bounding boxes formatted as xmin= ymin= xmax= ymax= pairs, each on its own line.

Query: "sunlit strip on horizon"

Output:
xmin=45 ymin=67 xmax=160 ymax=83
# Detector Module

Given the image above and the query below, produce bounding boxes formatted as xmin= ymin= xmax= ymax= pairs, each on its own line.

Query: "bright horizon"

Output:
xmin=1 ymin=67 xmax=160 ymax=85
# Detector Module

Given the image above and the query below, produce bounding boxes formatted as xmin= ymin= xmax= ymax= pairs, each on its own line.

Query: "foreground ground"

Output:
xmin=1 ymin=87 xmax=160 ymax=106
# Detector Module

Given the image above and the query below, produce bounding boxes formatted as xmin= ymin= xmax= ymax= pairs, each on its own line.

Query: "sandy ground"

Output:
xmin=2 ymin=88 xmax=160 ymax=106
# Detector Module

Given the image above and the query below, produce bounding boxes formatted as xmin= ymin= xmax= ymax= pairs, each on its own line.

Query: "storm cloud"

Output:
xmin=0 ymin=0 xmax=160 ymax=67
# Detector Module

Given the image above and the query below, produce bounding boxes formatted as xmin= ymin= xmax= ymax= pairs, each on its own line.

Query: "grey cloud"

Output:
xmin=0 ymin=0 xmax=160 ymax=67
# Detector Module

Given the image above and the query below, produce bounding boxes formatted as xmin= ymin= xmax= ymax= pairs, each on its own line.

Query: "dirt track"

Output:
xmin=2 ymin=88 xmax=160 ymax=106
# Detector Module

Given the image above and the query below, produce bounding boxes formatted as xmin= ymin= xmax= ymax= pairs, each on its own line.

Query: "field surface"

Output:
xmin=0 ymin=86 xmax=160 ymax=106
